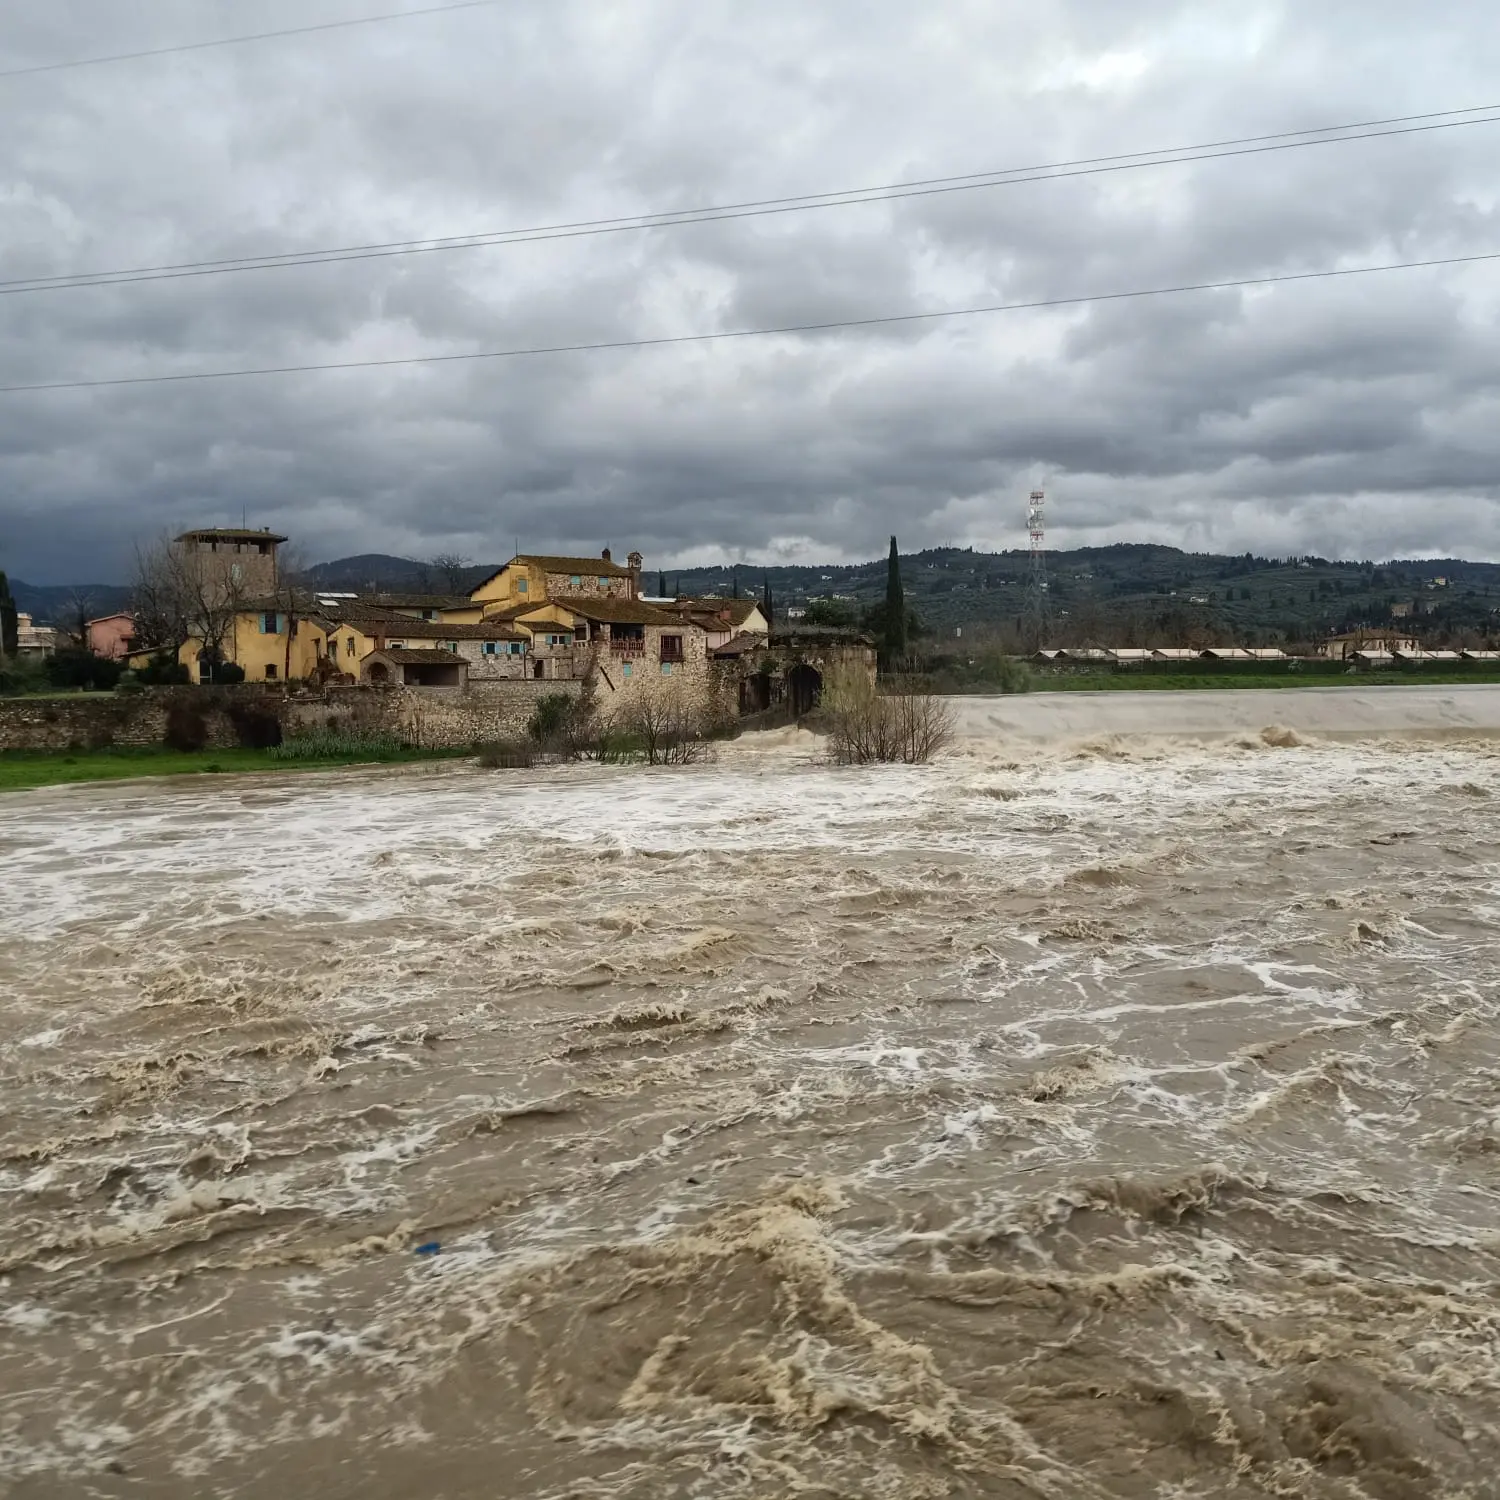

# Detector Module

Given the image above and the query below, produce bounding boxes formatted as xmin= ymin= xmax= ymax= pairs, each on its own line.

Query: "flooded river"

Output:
xmin=4 ymin=721 xmax=1500 ymax=1497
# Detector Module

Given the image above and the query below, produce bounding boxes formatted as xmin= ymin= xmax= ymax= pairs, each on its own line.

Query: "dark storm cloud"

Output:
xmin=1 ymin=0 xmax=1499 ymax=583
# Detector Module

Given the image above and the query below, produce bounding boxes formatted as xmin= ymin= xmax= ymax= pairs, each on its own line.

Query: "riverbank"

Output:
xmin=0 ymin=744 xmax=472 ymax=792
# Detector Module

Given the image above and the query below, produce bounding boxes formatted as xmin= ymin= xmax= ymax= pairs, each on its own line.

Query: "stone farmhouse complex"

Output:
xmin=138 ymin=528 xmax=869 ymax=718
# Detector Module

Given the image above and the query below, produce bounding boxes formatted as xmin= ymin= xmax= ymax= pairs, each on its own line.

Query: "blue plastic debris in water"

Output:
xmin=414 ymin=1241 xmax=441 ymax=1257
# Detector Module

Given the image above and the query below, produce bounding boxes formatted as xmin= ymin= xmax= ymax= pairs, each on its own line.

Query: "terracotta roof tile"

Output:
xmin=378 ymin=647 xmax=467 ymax=665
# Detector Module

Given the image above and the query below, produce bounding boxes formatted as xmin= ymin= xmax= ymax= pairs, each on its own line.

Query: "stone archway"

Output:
xmin=788 ymin=662 xmax=822 ymax=717
xmin=367 ymin=661 xmax=389 ymax=684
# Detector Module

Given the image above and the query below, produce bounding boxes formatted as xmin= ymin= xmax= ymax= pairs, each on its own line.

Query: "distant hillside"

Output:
xmin=281 ymin=544 xmax=1500 ymax=647
xmin=21 ymin=543 xmax=1500 ymax=647
xmin=9 ymin=580 xmax=132 ymax=626
xmin=301 ymin=554 xmax=496 ymax=592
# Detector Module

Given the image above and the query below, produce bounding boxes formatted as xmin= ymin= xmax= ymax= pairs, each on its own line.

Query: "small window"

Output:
xmin=260 ymin=611 xmax=278 ymax=634
xmin=598 ymin=576 xmax=608 ymax=586
xmin=390 ymin=641 xmax=405 ymax=650
xmin=265 ymin=664 xmax=278 ymax=680
xmin=257 ymin=541 xmax=270 ymax=556
xmin=483 ymin=641 xmax=497 ymax=656
xmin=660 ymin=661 xmax=672 ymax=677
xmin=517 ymin=579 xmax=528 ymax=594
xmin=447 ymin=641 xmax=458 ymax=653
xmin=345 ymin=637 xmax=356 ymax=657
xmin=623 ymin=662 xmax=632 ymax=678
xmin=571 ymin=575 xmax=581 ymax=588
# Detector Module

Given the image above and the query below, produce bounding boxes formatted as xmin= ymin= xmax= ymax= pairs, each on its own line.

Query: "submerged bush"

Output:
xmin=822 ymin=666 xmax=955 ymax=765
xmin=475 ymin=739 xmax=535 ymax=769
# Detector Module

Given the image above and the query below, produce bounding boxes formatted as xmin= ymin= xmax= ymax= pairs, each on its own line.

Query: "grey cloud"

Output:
xmin=2 ymin=0 xmax=1499 ymax=584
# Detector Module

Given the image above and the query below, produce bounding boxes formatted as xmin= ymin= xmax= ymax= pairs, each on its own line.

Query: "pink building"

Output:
xmin=87 ymin=612 xmax=136 ymax=660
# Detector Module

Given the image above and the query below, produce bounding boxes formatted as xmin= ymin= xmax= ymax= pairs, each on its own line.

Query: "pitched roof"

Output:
xmin=175 ymin=527 xmax=287 ymax=543
xmin=713 ymin=632 xmax=767 ymax=657
xmin=670 ymin=597 xmax=763 ymax=626
xmin=377 ymin=647 xmax=468 ymax=665
xmin=322 ymin=610 xmax=524 ymax=640
xmin=469 ymin=554 xmax=633 ymax=592
xmin=477 ymin=601 xmax=553 ymax=623
xmin=353 ymin=592 xmax=477 ymax=611
xmin=552 ymin=595 xmax=683 ymax=626
xmin=520 ymin=553 xmax=633 ymax=577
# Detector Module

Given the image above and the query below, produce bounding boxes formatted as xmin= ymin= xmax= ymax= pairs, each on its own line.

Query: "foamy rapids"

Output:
xmin=4 ymin=717 xmax=1500 ymax=1497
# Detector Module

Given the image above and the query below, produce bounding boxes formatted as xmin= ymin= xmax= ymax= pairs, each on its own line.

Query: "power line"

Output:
xmin=3 ymin=249 xmax=1494 ymax=396
xmin=3 ymin=104 xmax=1498 ymax=296
xmin=0 ymin=1 xmax=504 ymax=80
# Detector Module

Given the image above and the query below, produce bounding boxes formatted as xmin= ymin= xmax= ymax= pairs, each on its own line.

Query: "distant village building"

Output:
xmin=1318 ymin=629 xmax=1420 ymax=662
xmin=14 ymin=613 xmax=57 ymax=657
xmin=87 ymin=612 xmax=136 ymax=660
xmin=174 ymin=527 xmax=285 ymax=597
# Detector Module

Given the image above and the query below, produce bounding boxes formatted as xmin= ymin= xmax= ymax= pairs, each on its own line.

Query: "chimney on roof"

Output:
xmin=601 ymin=547 xmax=612 ymax=563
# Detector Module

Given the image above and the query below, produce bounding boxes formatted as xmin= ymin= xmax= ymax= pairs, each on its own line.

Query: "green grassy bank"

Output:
xmin=0 ymin=744 xmax=472 ymax=793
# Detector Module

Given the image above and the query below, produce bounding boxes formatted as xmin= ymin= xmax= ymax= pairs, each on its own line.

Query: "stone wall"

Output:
xmin=287 ymin=679 xmax=584 ymax=747
xmin=0 ymin=688 xmax=284 ymax=751
xmin=0 ymin=680 xmax=588 ymax=754
xmin=542 ymin=570 xmax=631 ymax=600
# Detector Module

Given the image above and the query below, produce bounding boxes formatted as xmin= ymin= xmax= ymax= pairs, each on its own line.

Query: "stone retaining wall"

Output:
xmin=288 ymin=680 xmax=583 ymax=746
xmin=0 ymin=680 xmax=586 ymax=753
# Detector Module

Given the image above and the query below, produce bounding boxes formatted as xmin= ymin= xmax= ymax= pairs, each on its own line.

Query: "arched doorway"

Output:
xmin=740 ymin=672 xmax=772 ymax=715
xmin=788 ymin=662 xmax=822 ymax=717
xmin=533 ymin=660 xmax=545 ymax=680
xmin=367 ymin=661 xmax=389 ymax=684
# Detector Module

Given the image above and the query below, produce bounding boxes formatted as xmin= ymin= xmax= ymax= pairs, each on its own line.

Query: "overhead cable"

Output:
xmin=3 ymin=248 xmax=1494 ymax=395
xmin=3 ymin=105 xmax=1498 ymax=296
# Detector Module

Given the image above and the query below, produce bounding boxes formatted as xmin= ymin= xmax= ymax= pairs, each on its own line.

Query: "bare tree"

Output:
xmin=820 ymin=664 xmax=954 ymax=765
xmin=63 ymin=588 xmax=95 ymax=651
xmin=270 ymin=546 xmax=310 ymax=685
xmin=130 ymin=534 xmax=244 ymax=673
xmin=428 ymin=552 xmax=473 ymax=593
xmin=609 ymin=674 xmax=722 ymax=765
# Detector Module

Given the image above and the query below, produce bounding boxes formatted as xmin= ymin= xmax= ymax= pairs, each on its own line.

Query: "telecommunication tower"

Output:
xmin=1024 ymin=488 xmax=1052 ymax=650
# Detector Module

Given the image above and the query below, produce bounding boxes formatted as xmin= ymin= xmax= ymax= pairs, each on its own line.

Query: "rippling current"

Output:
xmin=4 ymin=724 xmax=1500 ymax=1498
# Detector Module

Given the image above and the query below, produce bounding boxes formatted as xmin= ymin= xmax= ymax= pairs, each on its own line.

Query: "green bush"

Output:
xmin=526 ymin=693 xmax=577 ymax=745
xmin=226 ymin=699 xmax=283 ymax=749
xmin=137 ymin=656 xmax=191 ymax=686
xmin=212 ymin=662 xmax=246 ymax=685
xmin=0 ymin=655 xmax=46 ymax=696
xmin=44 ymin=649 xmax=125 ymax=692
xmin=270 ymin=730 xmax=406 ymax=761
xmin=114 ymin=674 xmax=146 ymax=696
xmin=164 ymin=699 xmax=210 ymax=752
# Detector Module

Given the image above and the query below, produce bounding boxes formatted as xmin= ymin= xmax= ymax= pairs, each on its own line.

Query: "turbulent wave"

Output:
xmin=3 ymin=729 xmax=1500 ymax=1495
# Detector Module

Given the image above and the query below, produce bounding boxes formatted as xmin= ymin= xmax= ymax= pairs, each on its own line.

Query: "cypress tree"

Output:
xmin=0 ymin=572 xmax=17 ymax=658
xmin=657 ymin=570 xmax=666 ymax=597
xmin=884 ymin=536 xmax=906 ymax=664
xmin=731 ymin=567 xmax=739 ymax=600
xmin=762 ymin=574 xmax=773 ymax=628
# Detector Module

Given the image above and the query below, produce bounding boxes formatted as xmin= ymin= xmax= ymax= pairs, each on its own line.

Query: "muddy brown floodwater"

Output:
xmin=4 ymin=724 xmax=1500 ymax=1498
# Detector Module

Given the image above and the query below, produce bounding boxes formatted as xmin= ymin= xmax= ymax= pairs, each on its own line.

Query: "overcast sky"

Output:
xmin=1 ymin=0 xmax=1498 ymax=583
